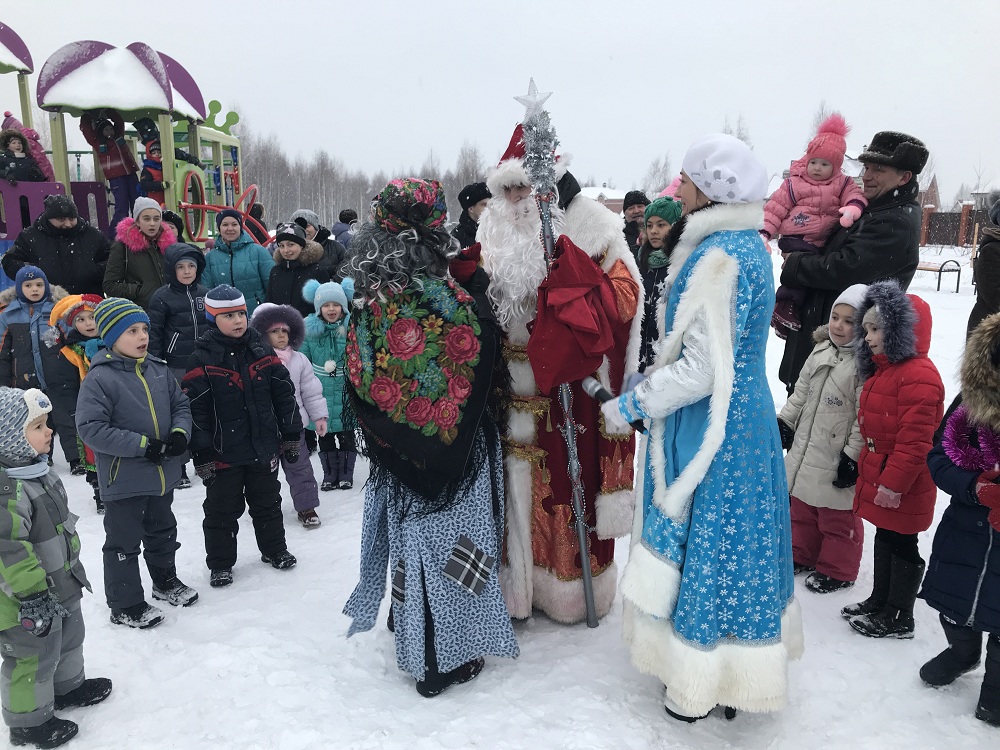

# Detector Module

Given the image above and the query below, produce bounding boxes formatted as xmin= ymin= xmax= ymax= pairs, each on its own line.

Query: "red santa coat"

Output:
xmin=854 ymin=293 xmax=944 ymax=534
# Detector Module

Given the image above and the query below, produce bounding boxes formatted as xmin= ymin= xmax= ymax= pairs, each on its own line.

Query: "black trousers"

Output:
xmin=875 ymin=527 xmax=922 ymax=564
xmin=103 ymin=493 xmax=179 ymax=610
xmin=318 ymin=430 xmax=356 ymax=452
xmin=45 ymin=386 xmax=79 ymax=465
xmin=203 ymin=462 xmax=286 ymax=570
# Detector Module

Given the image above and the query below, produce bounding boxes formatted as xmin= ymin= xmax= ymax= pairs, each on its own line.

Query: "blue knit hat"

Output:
xmin=302 ymin=278 xmax=354 ymax=318
xmin=14 ymin=265 xmax=50 ymax=304
xmin=94 ymin=297 xmax=150 ymax=351
xmin=216 ymin=208 xmax=243 ymax=229
xmin=0 ymin=387 xmax=52 ymax=464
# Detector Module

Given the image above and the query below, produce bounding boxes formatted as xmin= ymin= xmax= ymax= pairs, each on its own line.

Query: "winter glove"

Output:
xmin=449 ymin=243 xmax=482 ymax=285
xmin=873 ymin=485 xmax=902 ymax=509
xmin=314 ymin=418 xmax=328 ymax=438
xmin=18 ymin=592 xmax=71 ymax=637
xmin=194 ymin=453 xmax=216 ymax=488
xmin=839 ymin=205 xmax=863 ymax=228
xmin=165 ymin=431 xmax=188 ymax=457
xmin=601 ymin=399 xmax=632 ymax=433
xmin=777 ymin=418 xmax=795 ymax=451
xmin=282 ymin=438 xmax=300 ymax=464
xmin=143 ymin=437 xmax=166 ymax=464
xmin=831 ymin=452 xmax=859 ymax=488
xmin=975 ymin=469 xmax=1000 ymax=532
xmin=624 ymin=372 xmax=648 ymax=392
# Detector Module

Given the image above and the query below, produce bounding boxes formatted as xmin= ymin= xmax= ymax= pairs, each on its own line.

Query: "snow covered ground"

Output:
xmin=49 ymin=249 xmax=997 ymax=749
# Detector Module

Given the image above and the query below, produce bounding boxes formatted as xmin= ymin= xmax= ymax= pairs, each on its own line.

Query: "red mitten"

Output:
xmin=449 ymin=242 xmax=481 ymax=284
xmin=975 ymin=472 xmax=1000 ymax=531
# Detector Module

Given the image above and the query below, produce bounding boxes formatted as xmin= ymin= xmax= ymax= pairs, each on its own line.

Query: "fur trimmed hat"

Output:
xmin=204 ymin=285 xmax=246 ymax=323
xmin=961 ymin=313 xmax=1000 ymax=428
xmin=858 ymin=131 xmax=929 ymax=175
xmin=250 ymin=303 xmax=305 ymax=350
xmin=806 ymin=114 xmax=850 ymax=174
xmin=458 ymin=182 xmax=491 ymax=210
xmin=486 ymin=122 xmax=568 ymax=197
xmin=0 ymin=387 xmax=52 ymax=464
xmin=854 ymin=280 xmax=926 ymax=379
xmin=681 ymin=133 xmax=769 ymax=204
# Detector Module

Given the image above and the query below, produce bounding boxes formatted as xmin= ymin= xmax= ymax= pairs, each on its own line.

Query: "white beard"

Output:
xmin=479 ymin=196 xmax=566 ymax=335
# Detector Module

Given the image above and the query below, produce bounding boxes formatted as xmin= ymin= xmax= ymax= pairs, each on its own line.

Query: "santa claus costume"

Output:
xmin=478 ymin=124 xmax=643 ymax=624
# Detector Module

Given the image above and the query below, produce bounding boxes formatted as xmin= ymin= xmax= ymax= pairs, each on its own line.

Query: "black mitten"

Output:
xmin=144 ymin=437 xmax=166 ymax=464
xmin=832 ymin=451 xmax=859 ymax=488
xmin=165 ymin=431 xmax=188 ymax=456
xmin=777 ymin=418 xmax=795 ymax=451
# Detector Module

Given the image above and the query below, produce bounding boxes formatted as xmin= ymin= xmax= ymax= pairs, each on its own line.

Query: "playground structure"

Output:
xmin=0 ymin=23 xmax=265 ymax=245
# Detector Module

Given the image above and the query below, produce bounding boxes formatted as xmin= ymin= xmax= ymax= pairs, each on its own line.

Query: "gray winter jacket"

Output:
xmin=779 ymin=326 xmax=863 ymax=511
xmin=75 ymin=350 xmax=192 ymax=501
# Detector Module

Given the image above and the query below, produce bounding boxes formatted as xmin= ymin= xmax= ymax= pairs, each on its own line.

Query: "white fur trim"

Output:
xmin=531 ymin=561 xmax=617 ymax=624
xmin=487 ymin=158 xmax=530 ymax=196
xmin=595 ymin=489 xmax=634 ymax=539
xmin=620 ymin=543 xmax=679 ymax=618
xmin=624 ymin=598 xmax=803 ymax=716
xmin=508 ymin=358 xmax=536 ymax=396
xmin=500 ymin=454 xmax=534 ymax=619
xmin=646 ymin=248 xmax=739 ymax=520
xmin=664 ymin=201 xmax=764 ymax=290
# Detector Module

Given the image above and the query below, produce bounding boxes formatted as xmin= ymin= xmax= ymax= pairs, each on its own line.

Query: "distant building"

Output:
xmin=578 ymin=184 xmax=626 ymax=214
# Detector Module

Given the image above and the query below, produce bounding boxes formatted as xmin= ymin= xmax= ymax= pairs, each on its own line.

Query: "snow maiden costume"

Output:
xmin=606 ymin=135 xmax=803 ymax=720
xmin=343 ymin=179 xmax=518 ymax=697
xmin=477 ymin=123 xmax=643 ymax=624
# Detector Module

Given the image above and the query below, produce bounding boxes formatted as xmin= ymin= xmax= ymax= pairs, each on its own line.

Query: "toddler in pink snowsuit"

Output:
xmin=765 ymin=114 xmax=867 ymax=336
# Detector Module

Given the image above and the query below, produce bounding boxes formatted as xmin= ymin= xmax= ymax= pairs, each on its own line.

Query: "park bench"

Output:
xmin=916 ymin=259 xmax=961 ymax=293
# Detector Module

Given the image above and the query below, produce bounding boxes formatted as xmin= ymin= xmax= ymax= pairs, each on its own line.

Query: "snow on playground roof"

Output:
xmin=37 ymin=40 xmax=173 ymax=117
xmin=0 ymin=22 xmax=33 ymax=74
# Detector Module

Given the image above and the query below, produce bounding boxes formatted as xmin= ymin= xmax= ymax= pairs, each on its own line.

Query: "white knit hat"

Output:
xmin=0 ymin=387 xmax=52 ymax=464
xmin=680 ymin=133 xmax=769 ymax=203
xmin=832 ymin=283 xmax=869 ymax=313
xmin=132 ymin=196 xmax=162 ymax=220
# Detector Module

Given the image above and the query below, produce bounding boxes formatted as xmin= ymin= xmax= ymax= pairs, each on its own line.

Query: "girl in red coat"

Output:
xmin=843 ymin=280 xmax=944 ymax=638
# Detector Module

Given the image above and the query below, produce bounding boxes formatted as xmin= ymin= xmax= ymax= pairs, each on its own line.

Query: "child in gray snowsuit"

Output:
xmin=0 ymin=387 xmax=111 ymax=749
xmin=75 ymin=298 xmax=197 ymax=631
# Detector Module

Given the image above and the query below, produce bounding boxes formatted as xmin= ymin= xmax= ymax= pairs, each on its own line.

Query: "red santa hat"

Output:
xmin=486 ymin=123 xmax=569 ymax=196
xmin=805 ymin=114 xmax=850 ymax=173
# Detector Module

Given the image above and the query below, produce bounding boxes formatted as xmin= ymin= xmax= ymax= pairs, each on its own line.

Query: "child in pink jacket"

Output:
xmin=765 ymin=114 xmax=867 ymax=336
xmin=250 ymin=303 xmax=328 ymax=529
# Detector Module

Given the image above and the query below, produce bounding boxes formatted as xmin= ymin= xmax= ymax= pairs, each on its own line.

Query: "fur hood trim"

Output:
xmin=0 ymin=128 xmax=29 ymax=151
xmin=115 ymin=217 xmax=177 ymax=254
xmin=485 ymin=155 xmax=571 ymax=197
xmin=250 ymin=303 xmax=305 ymax=350
xmin=0 ymin=284 xmax=69 ymax=310
xmin=271 ymin=239 xmax=325 ymax=266
xmin=854 ymin=280 xmax=930 ymax=379
xmin=961 ymin=312 xmax=1000 ymax=428
xmin=664 ymin=202 xmax=765 ymax=289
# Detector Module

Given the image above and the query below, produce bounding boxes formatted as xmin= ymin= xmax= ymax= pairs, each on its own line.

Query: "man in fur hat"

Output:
xmin=476 ymin=124 xmax=643 ymax=625
xmin=778 ymin=131 xmax=929 ymax=392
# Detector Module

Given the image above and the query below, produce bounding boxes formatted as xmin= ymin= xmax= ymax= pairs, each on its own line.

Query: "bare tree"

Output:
xmin=917 ymin=155 xmax=937 ymax=193
xmin=805 ymin=100 xmax=834 ymax=148
xmin=722 ymin=114 xmax=753 ymax=148
xmin=642 ymin=153 xmax=673 ymax=196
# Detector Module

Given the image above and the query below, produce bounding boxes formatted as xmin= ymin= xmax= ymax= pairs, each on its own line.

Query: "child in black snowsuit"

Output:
xmin=182 ymin=285 xmax=302 ymax=588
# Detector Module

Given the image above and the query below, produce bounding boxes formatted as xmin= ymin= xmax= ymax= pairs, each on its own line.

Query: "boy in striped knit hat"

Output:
xmin=75 ymin=298 xmax=197 ymax=630
xmin=183 ymin=285 xmax=301 ymax=588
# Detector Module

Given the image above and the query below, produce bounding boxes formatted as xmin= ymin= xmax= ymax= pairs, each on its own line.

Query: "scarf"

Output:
xmin=942 ymin=404 xmax=1000 ymax=471
xmin=6 ymin=457 xmax=51 ymax=479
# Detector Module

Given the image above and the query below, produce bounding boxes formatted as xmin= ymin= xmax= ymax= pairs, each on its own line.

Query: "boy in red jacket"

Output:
xmin=80 ymin=108 xmax=140 ymax=237
xmin=842 ymin=280 xmax=944 ymax=638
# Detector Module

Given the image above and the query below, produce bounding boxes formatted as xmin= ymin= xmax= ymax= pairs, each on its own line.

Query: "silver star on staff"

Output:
xmin=514 ymin=78 xmax=552 ymax=121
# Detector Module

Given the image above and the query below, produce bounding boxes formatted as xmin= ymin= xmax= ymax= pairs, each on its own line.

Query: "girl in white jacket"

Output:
xmin=250 ymin=304 xmax=328 ymax=528
xmin=777 ymin=284 xmax=867 ymax=593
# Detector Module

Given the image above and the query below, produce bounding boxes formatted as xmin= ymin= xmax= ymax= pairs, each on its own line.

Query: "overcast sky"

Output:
xmin=3 ymin=1 xmax=997 ymax=205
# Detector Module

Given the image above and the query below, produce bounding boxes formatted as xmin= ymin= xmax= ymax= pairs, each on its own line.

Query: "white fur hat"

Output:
xmin=680 ymin=133 xmax=769 ymax=204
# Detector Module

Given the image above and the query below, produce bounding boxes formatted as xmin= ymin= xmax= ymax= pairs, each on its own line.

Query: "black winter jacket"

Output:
xmin=147 ymin=244 xmax=209 ymax=370
xmin=777 ymin=179 xmax=921 ymax=388
xmin=451 ymin=211 xmax=478 ymax=249
xmin=968 ymin=227 xmax=1000 ymax=337
xmin=266 ymin=240 xmax=330 ymax=317
xmin=183 ymin=327 xmax=302 ymax=467
xmin=0 ymin=151 xmax=45 ymax=183
xmin=637 ymin=243 xmax=669 ymax=370
xmin=314 ymin=226 xmax=348 ymax=281
xmin=3 ymin=216 xmax=110 ymax=296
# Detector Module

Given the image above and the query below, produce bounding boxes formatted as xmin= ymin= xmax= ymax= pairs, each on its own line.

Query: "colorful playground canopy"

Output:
xmin=0 ymin=21 xmax=33 ymax=74
xmin=36 ymin=40 xmax=207 ymax=122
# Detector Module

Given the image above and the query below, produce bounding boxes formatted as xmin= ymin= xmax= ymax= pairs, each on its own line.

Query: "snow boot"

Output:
xmin=319 ymin=450 xmax=339 ymax=491
xmin=93 ymin=486 xmax=104 ymax=515
xmin=339 ymin=450 xmax=357 ymax=490
xmin=805 ymin=572 xmax=854 ymax=594
xmin=663 ymin=694 xmax=709 ymax=723
xmin=54 ymin=677 xmax=113 ymax=709
xmin=976 ymin=634 xmax=1000 ymax=726
xmin=110 ymin=601 xmax=164 ymax=629
xmin=842 ymin=535 xmax=891 ymax=619
xmin=415 ymin=658 xmax=485 ymax=698
xmin=209 ymin=568 xmax=233 ymax=588
xmin=920 ymin=615 xmax=982 ymax=687
xmin=177 ymin=466 xmax=192 ymax=490
xmin=793 ymin=563 xmax=815 ymax=576
xmin=261 ymin=550 xmax=297 ymax=570
xmin=297 ymin=510 xmax=321 ymax=528
xmin=850 ymin=555 xmax=925 ymax=639
xmin=9 ymin=717 xmax=78 ymax=748
xmin=149 ymin=565 xmax=199 ymax=607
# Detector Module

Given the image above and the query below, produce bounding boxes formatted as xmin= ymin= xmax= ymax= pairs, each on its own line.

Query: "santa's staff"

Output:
xmin=518 ymin=79 xmax=599 ymax=628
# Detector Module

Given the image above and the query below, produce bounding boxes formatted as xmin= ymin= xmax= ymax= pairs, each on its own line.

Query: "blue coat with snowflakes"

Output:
xmin=612 ymin=202 xmax=801 ymax=717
